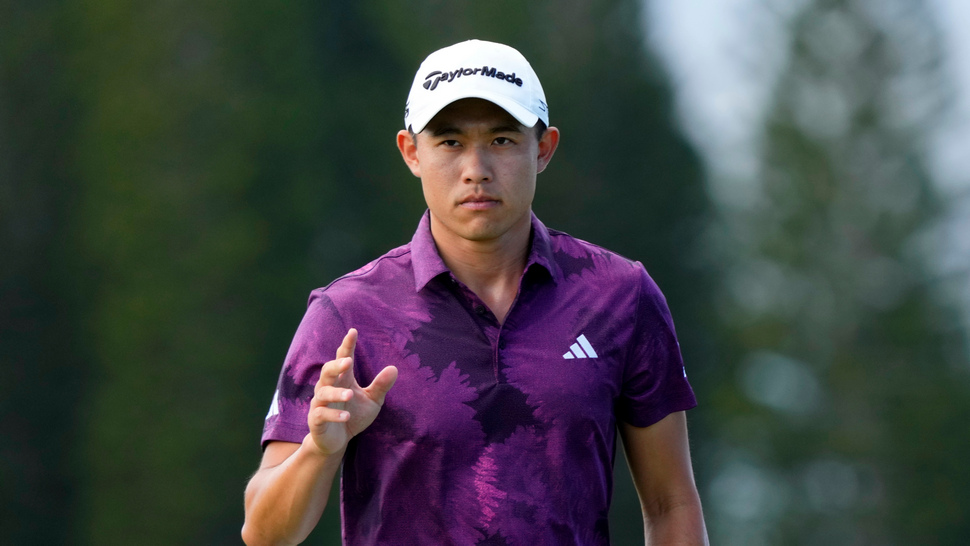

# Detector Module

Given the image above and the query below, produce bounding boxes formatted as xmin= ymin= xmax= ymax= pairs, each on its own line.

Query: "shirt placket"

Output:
xmin=450 ymin=278 xmax=505 ymax=383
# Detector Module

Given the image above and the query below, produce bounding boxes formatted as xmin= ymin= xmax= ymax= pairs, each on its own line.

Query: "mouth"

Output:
xmin=458 ymin=195 xmax=501 ymax=210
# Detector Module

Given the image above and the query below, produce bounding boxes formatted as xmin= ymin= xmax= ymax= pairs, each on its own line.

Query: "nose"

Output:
xmin=462 ymin=145 xmax=492 ymax=184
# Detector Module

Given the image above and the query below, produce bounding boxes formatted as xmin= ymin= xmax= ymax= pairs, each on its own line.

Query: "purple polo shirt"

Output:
xmin=261 ymin=211 xmax=696 ymax=545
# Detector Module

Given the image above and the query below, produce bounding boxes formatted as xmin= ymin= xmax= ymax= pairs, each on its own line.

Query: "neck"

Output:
xmin=430 ymin=216 xmax=531 ymax=325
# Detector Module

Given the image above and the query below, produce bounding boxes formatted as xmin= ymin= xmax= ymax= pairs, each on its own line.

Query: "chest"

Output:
xmin=351 ymin=279 xmax=637 ymax=444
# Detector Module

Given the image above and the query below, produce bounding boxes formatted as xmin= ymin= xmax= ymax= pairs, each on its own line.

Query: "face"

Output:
xmin=397 ymin=98 xmax=559 ymax=250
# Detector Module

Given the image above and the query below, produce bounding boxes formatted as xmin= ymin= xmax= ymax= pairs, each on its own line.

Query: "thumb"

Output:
xmin=365 ymin=365 xmax=399 ymax=404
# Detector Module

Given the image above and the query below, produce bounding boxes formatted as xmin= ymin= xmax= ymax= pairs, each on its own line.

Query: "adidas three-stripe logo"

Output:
xmin=563 ymin=334 xmax=598 ymax=359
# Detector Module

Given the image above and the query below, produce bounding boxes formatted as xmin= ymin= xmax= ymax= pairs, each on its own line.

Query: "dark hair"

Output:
xmin=532 ymin=120 xmax=547 ymax=140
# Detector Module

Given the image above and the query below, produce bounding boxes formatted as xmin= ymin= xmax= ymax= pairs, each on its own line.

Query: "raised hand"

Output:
xmin=307 ymin=328 xmax=398 ymax=456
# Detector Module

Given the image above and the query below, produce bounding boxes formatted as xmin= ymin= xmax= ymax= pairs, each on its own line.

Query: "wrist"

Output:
xmin=301 ymin=434 xmax=346 ymax=465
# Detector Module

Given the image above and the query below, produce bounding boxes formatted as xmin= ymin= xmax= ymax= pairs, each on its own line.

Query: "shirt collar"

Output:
xmin=411 ymin=210 xmax=563 ymax=292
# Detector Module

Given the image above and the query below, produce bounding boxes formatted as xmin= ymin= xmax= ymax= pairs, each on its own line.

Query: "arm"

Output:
xmin=241 ymin=440 xmax=339 ymax=546
xmin=619 ymin=411 xmax=708 ymax=546
xmin=241 ymin=329 xmax=398 ymax=546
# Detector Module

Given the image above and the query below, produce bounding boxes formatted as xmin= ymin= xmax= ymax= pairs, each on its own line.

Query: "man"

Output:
xmin=242 ymin=39 xmax=707 ymax=545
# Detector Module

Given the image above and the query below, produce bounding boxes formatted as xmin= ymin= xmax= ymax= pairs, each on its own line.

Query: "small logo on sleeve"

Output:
xmin=265 ymin=389 xmax=280 ymax=420
xmin=563 ymin=334 xmax=598 ymax=359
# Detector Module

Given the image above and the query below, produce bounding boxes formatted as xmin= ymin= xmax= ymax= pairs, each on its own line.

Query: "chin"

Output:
xmin=433 ymin=210 xmax=525 ymax=244
xmin=459 ymin=221 xmax=508 ymax=243
xmin=458 ymin=228 xmax=500 ymax=242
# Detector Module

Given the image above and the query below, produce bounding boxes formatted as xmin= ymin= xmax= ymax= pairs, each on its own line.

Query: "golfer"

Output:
xmin=242 ymin=39 xmax=708 ymax=546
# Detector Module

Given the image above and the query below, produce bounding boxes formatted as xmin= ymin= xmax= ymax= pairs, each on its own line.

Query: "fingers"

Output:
xmin=335 ymin=328 xmax=357 ymax=360
xmin=365 ymin=366 xmax=399 ymax=404
xmin=316 ymin=330 xmax=397 ymax=407
xmin=310 ymin=373 xmax=353 ymax=430
xmin=314 ymin=382 xmax=354 ymax=405
xmin=315 ymin=328 xmax=358 ymax=390
xmin=315 ymin=356 xmax=350 ymax=390
xmin=308 ymin=403 xmax=350 ymax=426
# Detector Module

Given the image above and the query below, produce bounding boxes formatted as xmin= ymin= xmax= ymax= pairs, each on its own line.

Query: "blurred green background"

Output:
xmin=3 ymin=0 xmax=969 ymax=544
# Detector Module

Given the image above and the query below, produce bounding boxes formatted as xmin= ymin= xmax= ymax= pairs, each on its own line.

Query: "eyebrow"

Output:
xmin=430 ymin=124 xmax=524 ymax=137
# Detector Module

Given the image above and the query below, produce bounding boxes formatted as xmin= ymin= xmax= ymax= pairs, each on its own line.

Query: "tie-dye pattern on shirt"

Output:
xmin=261 ymin=211 xmax=696 ymax=545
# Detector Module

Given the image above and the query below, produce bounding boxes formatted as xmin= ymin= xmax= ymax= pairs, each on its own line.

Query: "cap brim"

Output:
xmin=409 ymin=89 xmax=541 ymax=134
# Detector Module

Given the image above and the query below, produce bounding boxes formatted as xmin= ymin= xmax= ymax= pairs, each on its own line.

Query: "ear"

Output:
xmin=397 ymin=130 xmax=422 ymax=178
xmin=536 ymin=126 xmax=560 ymax=174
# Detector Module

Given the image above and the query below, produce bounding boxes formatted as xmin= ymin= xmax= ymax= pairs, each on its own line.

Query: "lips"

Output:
xmin=459 ymin=194 xmax=501 ymax=209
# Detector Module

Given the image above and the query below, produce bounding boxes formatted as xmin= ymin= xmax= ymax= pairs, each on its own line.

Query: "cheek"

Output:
xmin=420 ymin=177 xmax=451 ymax=210
xmin=520 ymin=182 xmax=537 ymax=205
xmin=417 ymin=153 xmax=456 ymax=181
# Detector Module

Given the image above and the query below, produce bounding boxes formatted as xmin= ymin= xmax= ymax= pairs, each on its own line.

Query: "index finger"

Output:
xmin=335 ymin=328 xmax=358 ymax=360
xmin=313 ymin=329 xmax=359 ymax=389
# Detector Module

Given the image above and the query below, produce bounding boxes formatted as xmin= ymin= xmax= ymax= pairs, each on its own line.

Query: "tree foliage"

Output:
xmin=2 ymin=1 xmax=707 ymax=544
xmin=8 ymin=0 xmax=966 ymax=543
xmin=702 ymin=1 xmax=970 ymax=544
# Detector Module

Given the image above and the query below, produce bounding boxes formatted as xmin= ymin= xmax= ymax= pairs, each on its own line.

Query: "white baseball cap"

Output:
xmin=404 ymin=39 xmax=549 ymax=133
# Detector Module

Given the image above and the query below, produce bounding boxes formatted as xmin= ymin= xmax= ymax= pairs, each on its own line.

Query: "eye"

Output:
xmin=438 ymin=139 xmax=461 ymax=148
xmin=493 ymin=136 xmax=515 ymax=146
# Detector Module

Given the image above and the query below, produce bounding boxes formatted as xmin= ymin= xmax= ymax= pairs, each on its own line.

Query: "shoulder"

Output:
xmin=542 ymin=227 xmax=671 ymax=318
xmin=544 ymin=227 xmax=643 ymax=283
xmin=310 ymin=243 xmax=415 ymax=305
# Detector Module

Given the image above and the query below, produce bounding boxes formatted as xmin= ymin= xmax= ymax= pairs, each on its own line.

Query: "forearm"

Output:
xmin=643 ymin=497 xmax=709 ymax=546
xmin=242 ymin=436 xmax=344 ymax=546
xmin=619 ymin=414 xmax=708 ymax=546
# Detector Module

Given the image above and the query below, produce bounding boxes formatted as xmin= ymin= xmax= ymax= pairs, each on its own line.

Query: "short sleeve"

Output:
xmin=616 ymin=264 xmax=697 ymax=427
xmin=260 ymin=291 xmax=348 ymax=448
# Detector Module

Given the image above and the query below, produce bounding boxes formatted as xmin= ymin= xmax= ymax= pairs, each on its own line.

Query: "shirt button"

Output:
xmin=475 ymin=305 xmax=487 ymax=316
